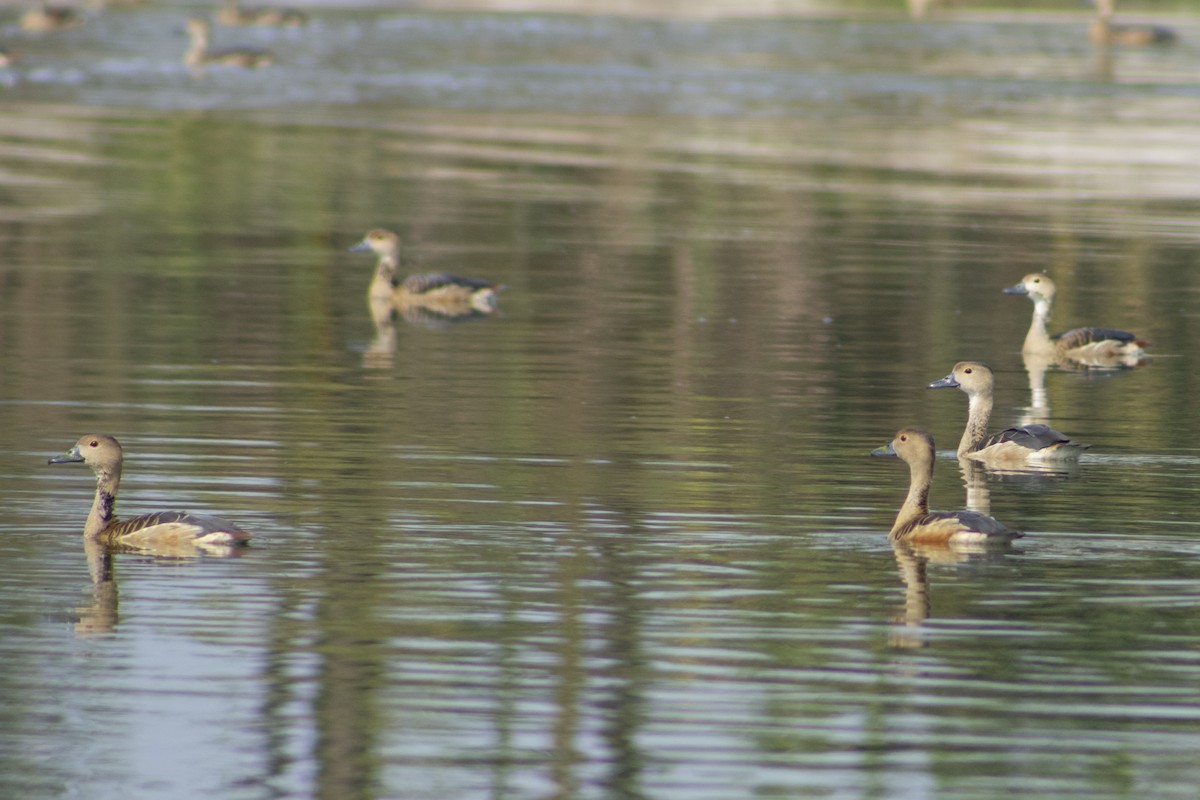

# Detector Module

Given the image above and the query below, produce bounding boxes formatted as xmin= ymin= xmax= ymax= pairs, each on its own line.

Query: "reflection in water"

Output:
xmin=75 ymin=538 xmax=118 ymax=638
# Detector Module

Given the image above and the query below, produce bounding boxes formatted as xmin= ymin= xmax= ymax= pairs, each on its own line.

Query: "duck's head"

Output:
xmin=349 ymin=229 xmax=402 ymax=259
xmin=928 ymin=360 xmax=994 ymax=396
xmin=872 ymin=428 xmax=936 ymax=467
xmin=49 ymin=434 xmax=124 ymax=475
xmin=1004 ymin=272 xmax=1056 ymax=304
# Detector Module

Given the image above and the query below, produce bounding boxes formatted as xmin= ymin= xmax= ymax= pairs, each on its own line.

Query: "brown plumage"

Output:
xmin=48 ymin=434 xmax=251 ymax=549
xmin=929 ymin=361 xmax=1089 ymax=464
xmin=349 ymin=228 xmax=502 ymax=319
xmin=1004 ymin=273 xmax=1147 ymax=366
xmin=184 ymin=17 xmax=274 ymax=68
xmin=872 ymin=428 xmax=1021 ymax=545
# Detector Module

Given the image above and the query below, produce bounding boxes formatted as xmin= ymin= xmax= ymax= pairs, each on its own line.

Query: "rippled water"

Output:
xmin=2 ymin=3 xmax=1200 ymax=799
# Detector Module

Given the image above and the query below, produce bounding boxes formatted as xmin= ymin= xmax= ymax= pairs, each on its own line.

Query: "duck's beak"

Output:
xmin=871 ymin=441 xmax=897 ymax=458
xmin=928 ymin=372 xmax=959 ymax=390
xmin=48 ymin=445 xmax=83 ymax=465
xmin=1003 ymin=282 xmax=1029 ymax=296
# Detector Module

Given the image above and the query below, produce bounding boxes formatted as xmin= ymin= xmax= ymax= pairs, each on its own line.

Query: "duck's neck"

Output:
xmin=1022 ymin=296 xmax=1056 ymax=356
xmin=891 ymin=460 xmax=932 ymax=540
xmin=958 ymin=390 xmax=994 ymax=458
xmin=85 ymin=467 xmax=120 ymax=538
xmin=368 ymin=257 xmax=398 ymax=300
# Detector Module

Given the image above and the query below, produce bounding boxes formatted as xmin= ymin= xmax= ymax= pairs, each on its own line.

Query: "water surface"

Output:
xmin=2 ymin=4 xmax=1200 ymax=799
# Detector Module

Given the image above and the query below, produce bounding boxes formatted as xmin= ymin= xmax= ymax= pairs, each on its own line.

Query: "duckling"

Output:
xmin=216 ymin=0 xmax=307 ymax=27
xmin=1090 ymin=0 xmax=1176 ymax=46
xmin=1004 ymin=273 xmax=1147 ymax=366
xmin=872 ymin=428 xmax=1022 ymax=545
xmin=49 ymin=434 xmax=251 ymax=549
xmin=184 ymin=17 xmax=274 ymax=69
xmin=929 ymin=361 xmax=1089 ymax=463
xmin=349 ymin=228 xmax=502 ymax=319
xmin=20 ymin=3 xmax=83 ymax=32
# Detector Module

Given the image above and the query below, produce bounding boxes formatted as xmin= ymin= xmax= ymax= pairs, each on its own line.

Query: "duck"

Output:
xmin=1089 ymin=0 xmax=1176 ymax=46
xmin=20 ymin=3 xmax=83 ymax=32
xmin=48 ymin=434 xmax=252 ymax=549
xmin=872 ymin=428 xmax=1022 ymax=545
xmin=349 ymin=228 xmax=502 ymax=318
xmin=929 ymin=360 xmax=1089 ymax=463
xmin=1004 ymin=272 xmax=1147 ymax=366
xmin=216 ymin=0 xmax=307 ymax=27
xmin=184 ymin=17 xmax=274 ymax=68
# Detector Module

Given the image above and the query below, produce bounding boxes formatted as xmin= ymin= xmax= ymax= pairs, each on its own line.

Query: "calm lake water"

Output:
xmin=2 ymin=3 xmax=1200 ymax=799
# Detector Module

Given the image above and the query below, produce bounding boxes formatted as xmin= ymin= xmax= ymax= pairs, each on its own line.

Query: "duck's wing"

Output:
xmin=100 ymin=511 xmax=251 ymax=546
xmin=982 ymin=423 xmax=1075 ymax=452
xmin=401 ymin=273 xmax=495 ymax=294
xmin=896 ymin=511 xmax=1022 ymax=543
xmin=1053 ymin=326 xmax=1142 ymax=349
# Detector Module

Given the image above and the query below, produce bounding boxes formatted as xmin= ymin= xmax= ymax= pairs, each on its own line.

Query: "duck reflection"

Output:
xmin=72 ymin=534 xmax=244 ymax=638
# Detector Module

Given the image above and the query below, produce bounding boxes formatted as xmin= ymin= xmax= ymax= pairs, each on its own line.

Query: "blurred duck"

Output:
xmin=216 ymin=0 xmax=307 ymax=27
xmin=349 ymin=228 xmax=502 ymax=318
xmin=872 ymin=428 xmax=1022 ymax=545
xmin=1090 ymin=0 xmax=1176 ymax=46
xmin=49 ymin=434 xmax=252 ymax=549
xmin=1005 ymin=272 xmax=1147 ymax=365
xmin=929 ymin=361 xmax=1089 ymax=463
xmin=20 ymin=3 xmax=83 ymax=32
xmin=184 ymin=17 xmax=274 ymax=68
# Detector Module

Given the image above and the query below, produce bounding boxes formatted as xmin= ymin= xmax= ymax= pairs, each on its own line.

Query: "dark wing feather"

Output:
xmin=401 ymin=273 xmax=494 ymax=294
xmin=896 ymin=510 xmax=1021 ymax=541
xmin=102 ymin=510 xmax=249 ymax=541
xmin=982 ymin=424 xmax=1070 ymax=452
xmin=1052 ymin=326 xmax=1138 ymax=349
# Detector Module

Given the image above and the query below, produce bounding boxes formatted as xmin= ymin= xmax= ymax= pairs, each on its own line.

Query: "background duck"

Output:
xmin=20 ymin=3 xmax=83 ymax=32
xmin=184 ymin=17 xmax=274 ymax=68
xmin=1090 ymin=0 xmax=1176 ymax=46
xmin=1004 ymin=272 xmax=1147 ymax=366
xmin=872 ymin=428 xmax=1022 ymax=545
xmin=349 ymin=228 xmax=502 ymax=318
xmin=216 ymin=0 xmax=307 ymax=27
xmin=929 ymin=360 xmax=1089 ymax=463
xmin=48 ymin=434 xmax=251 ymax=549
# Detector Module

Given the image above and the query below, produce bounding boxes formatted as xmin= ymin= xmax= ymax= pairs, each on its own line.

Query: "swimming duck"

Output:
xmin=49 ymin=434 xmax=251 ymax=549
xmin=872 ymin=428 xmax=1022 ymax=545
xmin=184 ymin=17 xmax=274 ymax=68
xmin=1004 ymin=273 xmax=1147 ymax=366
xmin=1089 ymin=0 xmax=1176 ymax=46
xmin=349 ymin=228 xmax=502 ymax=318
xmin=929 ymin=360 xmax=1089 ymax=463
xmin=216 ymin=0 xmax=307 ymax=27
xmin=20 ymin=3 xmax=83 ymax=32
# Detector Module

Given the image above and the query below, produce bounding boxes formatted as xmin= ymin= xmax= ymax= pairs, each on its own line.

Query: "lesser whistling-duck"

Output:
xmin=929 ymin=360 xmax=1089 ymax=463
xmin=49 ymin=434 xmax=252 ymax=549
xmin=872 ymin=428 xmax=1022 ymax=545
xmin=184 ymin=17 xmax=274 ymax=68
xmin=216 ymin=0 xmax=307 ymax=27
xmin=349 ymin=228 xmax=502 ymax=319
xmin=1089 ymin=0 xmax=1176 ymax=46
xmin=1004 ymin=273 xmax=1147 ymax=366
